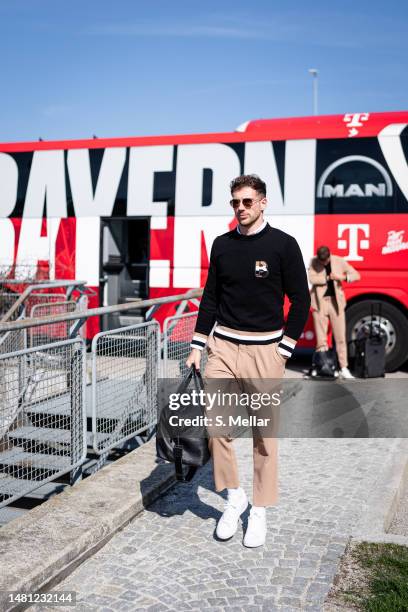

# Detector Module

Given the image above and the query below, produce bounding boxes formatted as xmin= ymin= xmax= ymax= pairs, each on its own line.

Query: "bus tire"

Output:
xmin=346 ymin=300 xmax=408 ymax=372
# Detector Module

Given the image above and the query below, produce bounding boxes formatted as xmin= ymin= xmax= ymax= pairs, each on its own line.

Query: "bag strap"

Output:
xmin=173 ymin=441 xmax=198 ymax=482
xmin=192 ymin=365 xmax=204 ymax=393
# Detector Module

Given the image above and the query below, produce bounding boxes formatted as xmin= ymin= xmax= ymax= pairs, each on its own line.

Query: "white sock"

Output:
xmin=251 ymin=505 xmax=266 ymax=514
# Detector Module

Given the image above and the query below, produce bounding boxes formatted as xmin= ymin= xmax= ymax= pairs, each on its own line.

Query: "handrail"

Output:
xmin=0 ymin=289 xmax=203 ymax=332
xmin=0 ymin=280 xmax=87 ymax=324
xmin=0 ymin=278 xmax=63 ymax=285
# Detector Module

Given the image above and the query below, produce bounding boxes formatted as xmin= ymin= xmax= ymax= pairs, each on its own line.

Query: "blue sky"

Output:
xmin=0 ymin=0 xmax=407 ymax=142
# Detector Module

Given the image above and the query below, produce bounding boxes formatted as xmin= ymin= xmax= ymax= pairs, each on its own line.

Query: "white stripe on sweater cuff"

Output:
xmin=190 ymin=335 xmax=207 ymax=351
xmin=278 ymin=338 xmax=296 ymax=359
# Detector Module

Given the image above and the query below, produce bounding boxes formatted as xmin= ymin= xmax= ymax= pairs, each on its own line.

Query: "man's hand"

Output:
xmin=186 ymin=348 xmax=202 ymax=371
xmin=329 ymin=272 xmax=345 ymax=281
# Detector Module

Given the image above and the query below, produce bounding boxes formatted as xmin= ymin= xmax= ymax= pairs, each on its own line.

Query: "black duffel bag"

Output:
xmin=156 ymin=365 xmax=210 ymax=482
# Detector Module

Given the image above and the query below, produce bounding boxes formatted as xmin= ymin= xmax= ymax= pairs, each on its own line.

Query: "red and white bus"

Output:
xmin=1 ymin=111 xmax=407 ymax=369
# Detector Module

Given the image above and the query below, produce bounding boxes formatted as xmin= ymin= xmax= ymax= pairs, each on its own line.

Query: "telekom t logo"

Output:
xmin=343 ymin=113 xmax=369 ymax=137
xmin=337 ymin=224 xmax=370 ymax=261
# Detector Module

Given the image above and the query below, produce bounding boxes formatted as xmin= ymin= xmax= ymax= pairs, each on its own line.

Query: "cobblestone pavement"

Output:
xmin=27 ymin=436 xmax=400 ymax=612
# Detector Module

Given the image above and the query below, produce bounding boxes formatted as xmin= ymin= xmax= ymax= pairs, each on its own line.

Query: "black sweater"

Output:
xmin=194 ymin=223 xmax=311 ymax=341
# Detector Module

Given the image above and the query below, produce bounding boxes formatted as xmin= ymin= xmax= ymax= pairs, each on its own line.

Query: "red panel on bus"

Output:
xmin=314 ymin=214 xmax=408 ymax=271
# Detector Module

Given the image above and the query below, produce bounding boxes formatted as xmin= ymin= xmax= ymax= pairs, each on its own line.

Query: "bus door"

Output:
xmin=100 ymin=217 xmax=150 ymax=330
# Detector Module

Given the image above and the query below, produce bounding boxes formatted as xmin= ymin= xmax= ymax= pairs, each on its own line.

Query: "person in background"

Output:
xmin=308 ymin=245 xmax=361 ymax=379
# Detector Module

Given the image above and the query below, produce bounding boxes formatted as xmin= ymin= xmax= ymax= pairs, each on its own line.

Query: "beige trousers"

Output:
xmin=203 ymin=332 xmax=285 ymax=506
xmin=312 ymin=296 xmax=348 ymax=368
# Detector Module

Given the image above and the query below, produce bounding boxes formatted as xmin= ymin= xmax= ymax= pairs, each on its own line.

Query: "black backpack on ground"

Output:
xmin=353 ymin=303 xmax=386 ymax=378
xmin=308 ymin=348 xmax=339 ymax=379
xmin=156 ymin=366 xmax=210 ymax=482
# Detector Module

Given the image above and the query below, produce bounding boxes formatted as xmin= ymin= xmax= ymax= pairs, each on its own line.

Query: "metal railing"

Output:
xmin=0 ymin=280 xmax=86 ymax=324
xmin=0 ymin=298 xmax=74 ymax=357
xmin=0 ymin=290 xmax=202 ymax=334
xmin=91 ymin=321 xmax=160 ymax=455
xmin=29 ymin=301 xmax=79 ymax=348
xmin=0 ymin=282 xmax=87 ymax=356
xmin=163 ymin=311 xmax=207 ymax=378
xmin=0 ymin=289 xmax=203 ymax=509
xmin=0 ymin=338 xmax=86 ymax=508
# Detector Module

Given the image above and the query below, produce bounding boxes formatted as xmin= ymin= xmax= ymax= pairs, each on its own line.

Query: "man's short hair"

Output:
xmin=230 ymin=174 xmax=266 ymax=197
xmin=317 ymin=246 xmax=331 ymax=261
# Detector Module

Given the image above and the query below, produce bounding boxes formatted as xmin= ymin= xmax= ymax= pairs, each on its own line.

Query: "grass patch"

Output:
xmin=353 ymin=542 xmax=408 ymax=611
xmin=329 ymin=541 xmax=408 ymax=611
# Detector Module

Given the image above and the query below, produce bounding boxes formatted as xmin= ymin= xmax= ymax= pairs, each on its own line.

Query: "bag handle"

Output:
xmin=176 ymin=366 xmax=196 ymax=394
xmin=176 ymin=365 xmax=204 ymax=394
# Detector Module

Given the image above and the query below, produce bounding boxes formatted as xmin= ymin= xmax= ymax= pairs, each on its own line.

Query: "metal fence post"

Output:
xmin=70 ymin=344 xmax=84 ymax=485
xmin=147 ymin=324 xmax=157 ymax=425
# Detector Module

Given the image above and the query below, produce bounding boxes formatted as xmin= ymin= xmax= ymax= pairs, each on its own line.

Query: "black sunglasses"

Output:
xmin=230 ymin=197 xmax=264 ymax=209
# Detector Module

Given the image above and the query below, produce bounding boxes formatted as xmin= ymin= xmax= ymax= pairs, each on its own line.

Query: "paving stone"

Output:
xmin=269 ymin=577 xmax=293 ymax=586
xmin=226 ymin=578 xmax=249 ymax=588
xmin=246 ymin=576 xmax=270 ymax=586
xmin=226 ymin=596 xmax=251 ymax=605
xmin=278 ymin=558 xmax=299 ymax=567
xmin=295 ymin=568 xmax=317 ymax=578
xmin=249 ymin=568 xmax=271 ymax=576
xmin=214 ymin=588 xmax=237 ymax=598
xmin=254 ymin=558 xmax=278 ymax=568
xmin=299 ymin=559 xmax=319 ymax=568
xmin=272 ymin=567 xmax=295 ymax=577
xmin=277 ymin=596 xmax=303 ymax=607
xmin=206 ymin=597 xmax=228 ymax=606
xmin=257 ymin=586 xmax=281 ymax=595
xmin=229 ymin=569 xmax=251 ymax=578
xmin=261 ymin=600 xmax=278 ymax=611
xmin=307 ymin=582 xmax=331 ymax=595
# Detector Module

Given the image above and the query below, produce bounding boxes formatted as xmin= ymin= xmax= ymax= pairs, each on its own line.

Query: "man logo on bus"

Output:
xmin=255 ymin=261 xmax=269 ymax=278
xmin=317 ymin=155 xmax=393 ymax=199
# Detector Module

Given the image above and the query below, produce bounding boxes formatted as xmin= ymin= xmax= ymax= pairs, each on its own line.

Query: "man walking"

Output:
xmin=186 ymin=174 xmax=310 ymax=547
xmin=308 ymin=245 xmax=361 ymax=379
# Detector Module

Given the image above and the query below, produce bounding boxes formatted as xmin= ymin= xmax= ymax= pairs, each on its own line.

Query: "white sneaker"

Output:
xmin=216 ymin=488 xmax=248 ymax=540
xmin=340 ymin=367 xmax=354 ymax=379
xmin=243 ymin=506 xmax=267 ymax=548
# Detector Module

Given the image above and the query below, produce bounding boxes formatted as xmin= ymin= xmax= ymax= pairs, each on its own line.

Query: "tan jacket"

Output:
xmin=308 ymin=254 xmax=360 ymax=312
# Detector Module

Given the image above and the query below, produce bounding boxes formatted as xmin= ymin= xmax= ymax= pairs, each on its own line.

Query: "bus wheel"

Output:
xmin=346 ymin=300 xmax=408 ymax=372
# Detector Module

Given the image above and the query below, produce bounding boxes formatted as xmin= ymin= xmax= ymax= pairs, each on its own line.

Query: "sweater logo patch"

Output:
xmin=255 ymin=260 xmax=269 ymax=278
